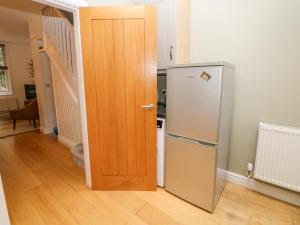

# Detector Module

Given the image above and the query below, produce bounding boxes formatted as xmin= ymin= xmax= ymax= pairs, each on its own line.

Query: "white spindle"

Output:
xmin=61 ymin=21 xmax=67 ymax=65
xmin=45 ymin=8 xmax=51 ymax=38
xmin=52 ymin=9 xmax=57 ymax=49
xmin=45 ymin=13 xmax=50 ymax=37
xmin=58 ymin=18 xmax=63 ymax=57
xmin=55 ymin=12 xmax=60 ymax=51
xmin=70 ymin=26 xmax=77 ymax=77
xmin=65 ymin=22 xmax=72 ymax=73
xmin=42 ymin=16 xmax=46 ymax=36
xmin=49 ymin=8 xmax=55 ymax=42
xmin=41 ymin=6 xmax=77 ymax=79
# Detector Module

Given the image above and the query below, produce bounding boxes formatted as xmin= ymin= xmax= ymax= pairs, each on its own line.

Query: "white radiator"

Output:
xmin=254 ymin=123 xmax=300 ymax=192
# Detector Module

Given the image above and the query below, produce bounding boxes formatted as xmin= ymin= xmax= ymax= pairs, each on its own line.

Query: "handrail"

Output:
xmin=44 ymin=35 xmax=78 ymax=105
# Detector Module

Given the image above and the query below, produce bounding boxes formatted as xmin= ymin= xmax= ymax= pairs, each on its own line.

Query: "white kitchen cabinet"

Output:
xmin=156 ymin=0 xmax=177 ymax=69
xmin=147 ymin=0 xmax=190 ymax=69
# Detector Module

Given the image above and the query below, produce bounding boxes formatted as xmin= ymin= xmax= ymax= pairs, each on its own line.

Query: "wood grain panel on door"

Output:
xmin=80 ymin=6 xmax=157 ymax=190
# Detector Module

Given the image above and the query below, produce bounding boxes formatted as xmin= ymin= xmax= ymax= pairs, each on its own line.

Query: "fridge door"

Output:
xmin=167 ymin=66 xmax=222 ymax=143
xmin=165 ymin=134 xmax=217 ymax=212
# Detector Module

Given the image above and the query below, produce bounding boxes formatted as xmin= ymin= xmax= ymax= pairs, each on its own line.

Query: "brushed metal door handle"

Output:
xmin=141 ymin=104 xmax=155 ymax=110
xmin=170 ymin=45 xmax=173 ymax=61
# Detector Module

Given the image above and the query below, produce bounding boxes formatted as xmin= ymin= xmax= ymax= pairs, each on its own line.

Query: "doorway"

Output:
xmin=0 ymin=0 xmax=88 ymax=183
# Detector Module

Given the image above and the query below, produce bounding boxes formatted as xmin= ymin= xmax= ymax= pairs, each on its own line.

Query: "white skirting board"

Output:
xmin=40 ymin=126 xmax=54 ymax=135
xmin=58 ymin=136 xmax=77 ymax=149
xmin=217 ymin=169 xmax=300 ymax=207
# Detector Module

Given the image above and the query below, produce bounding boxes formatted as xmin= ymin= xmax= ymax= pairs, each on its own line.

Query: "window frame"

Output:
xmin=0 ymin=44 xmax=12 ymax=96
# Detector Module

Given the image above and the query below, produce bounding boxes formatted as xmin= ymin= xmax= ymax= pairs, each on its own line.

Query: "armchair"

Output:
xmin=9 ymin=98 xmax=39 ymax=130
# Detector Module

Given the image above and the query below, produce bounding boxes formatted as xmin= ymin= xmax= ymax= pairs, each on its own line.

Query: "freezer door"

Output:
xmin=165 ymin=134 xmax=217 ymax=212
xmin=167 ymin=66 xmax=222 ymax=143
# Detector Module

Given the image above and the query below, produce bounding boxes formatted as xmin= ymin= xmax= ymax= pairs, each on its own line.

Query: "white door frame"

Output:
xmin=33 ymin=0 xmax=91 ymax=187
xmin=0 ymin=175 xmax=10 ymax=225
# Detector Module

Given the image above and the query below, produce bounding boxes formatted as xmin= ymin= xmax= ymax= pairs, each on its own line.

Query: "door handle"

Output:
xmin=141 ymin=104 xmax=155 ymax=110
xmin=169 ymin=45 xmax=173 ymax=61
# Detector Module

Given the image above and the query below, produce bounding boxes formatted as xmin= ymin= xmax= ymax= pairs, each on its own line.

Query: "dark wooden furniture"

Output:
xmin=9 ymin=98 xmax=39 ymax=130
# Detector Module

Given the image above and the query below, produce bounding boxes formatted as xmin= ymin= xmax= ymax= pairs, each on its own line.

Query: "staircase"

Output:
xmin=41 ymin=6 xmax=84 ymax=168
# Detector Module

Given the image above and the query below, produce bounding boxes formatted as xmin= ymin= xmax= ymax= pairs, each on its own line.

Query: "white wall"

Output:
xmin=37 ymin=53 xmax=57 ymax=133
xmin=0 ymin=7 xmax=33 ymax=111
xmin=8 ymin=42 xmax=34 ymax=105
xmin=189 ymin=0 xmax=300 ymax=175
xmin=29 ymin=14 xmax=59 ymax=134
xmin=0 ymin=7 xmax=30 ymax=44
xmin=0 ymin=41 xmax=34 ymax=110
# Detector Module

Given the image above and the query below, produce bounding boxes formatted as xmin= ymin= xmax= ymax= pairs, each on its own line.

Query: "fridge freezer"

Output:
xmin=165 ymin=134 xmax=217 ymax=212
xmin=165 ymin=62 xmax=234 ymax=212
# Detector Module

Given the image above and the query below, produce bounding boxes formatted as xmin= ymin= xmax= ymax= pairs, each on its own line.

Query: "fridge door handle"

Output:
xmin=166 ymin=133 xmax=217 ymax=147
xmin=169 ymin=45 xmax=173 ymax=61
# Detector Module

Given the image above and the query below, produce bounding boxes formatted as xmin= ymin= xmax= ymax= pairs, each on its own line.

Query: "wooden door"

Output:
xmin=80 ymin=6 xmax=157 ymax=190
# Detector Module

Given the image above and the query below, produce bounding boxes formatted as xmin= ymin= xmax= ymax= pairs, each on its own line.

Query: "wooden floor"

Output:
xmin=0 ymin=132 xmax=299 ymax=225
xmin=0 ymin=114 xmax=39 ymax=138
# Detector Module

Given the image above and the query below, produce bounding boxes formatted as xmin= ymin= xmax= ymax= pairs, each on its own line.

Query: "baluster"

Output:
xmin=46 ymin=8 xmax=51 ymax=38
xmin=42 ymin=15 xmax=46 ymax=36
xmin=47 ymin=8 xmax=52 ymax=41
xmin=51 ymin=8 xmax=56 ymax=48
xmin=68 ymin=28 xmax=73 ymax=75
xmin=70 ymin=28 xmax=77 ymax=77
xmin=65 ymin=21 xmax=72 ymax=73
xmin=42 ymin=6 xmax=77 ymax=78
xmin=50 ymin=8 xmax=56 ymax=48
xmin=62 ymin=21 xmax=68 ymax=66
xmin=58 ymin=17 xmax=63 ymax=57
xmin=48 ymin=8 xmax=54 ymax=41
xmin=54 ymin=10 xmax=60 ymax=51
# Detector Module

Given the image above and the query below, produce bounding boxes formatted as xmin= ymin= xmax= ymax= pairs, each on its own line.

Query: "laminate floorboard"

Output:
xmin=0 ymin=132 xmax=298 ymax=225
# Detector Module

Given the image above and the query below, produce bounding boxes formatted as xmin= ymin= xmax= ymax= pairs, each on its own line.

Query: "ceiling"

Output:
xmin=84 ymin=0 xmax=144 ymax=6
xmin=0 ymin=0 xmax=45 ymax=14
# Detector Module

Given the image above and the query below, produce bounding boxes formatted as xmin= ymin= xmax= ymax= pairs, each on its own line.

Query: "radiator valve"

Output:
xmin=247 ymin=162 xmax=254 ymax=178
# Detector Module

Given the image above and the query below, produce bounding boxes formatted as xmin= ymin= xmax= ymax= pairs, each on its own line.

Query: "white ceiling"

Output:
xmin=83 ymin=0 xmax=145 ymax=6
xmin=0 ymin=0 xmax=44 ymax=14
xmin=0 ymin=0 xmax=146 ymax=43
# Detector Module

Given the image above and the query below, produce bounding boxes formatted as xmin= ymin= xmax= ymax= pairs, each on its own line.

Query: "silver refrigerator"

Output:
xmin=165 ymin=62 xmax=234 ymax=212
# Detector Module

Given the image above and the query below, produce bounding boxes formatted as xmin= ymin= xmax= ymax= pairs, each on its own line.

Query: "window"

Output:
xmin=0 ymin=44 xmax=11 ymax=95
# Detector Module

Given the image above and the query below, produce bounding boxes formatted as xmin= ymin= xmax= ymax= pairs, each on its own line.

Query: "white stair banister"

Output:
xmin=42 ymin=6 xmax=77 ymax=78
xmin=40 ymin=6 xmax=83 ymax=153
